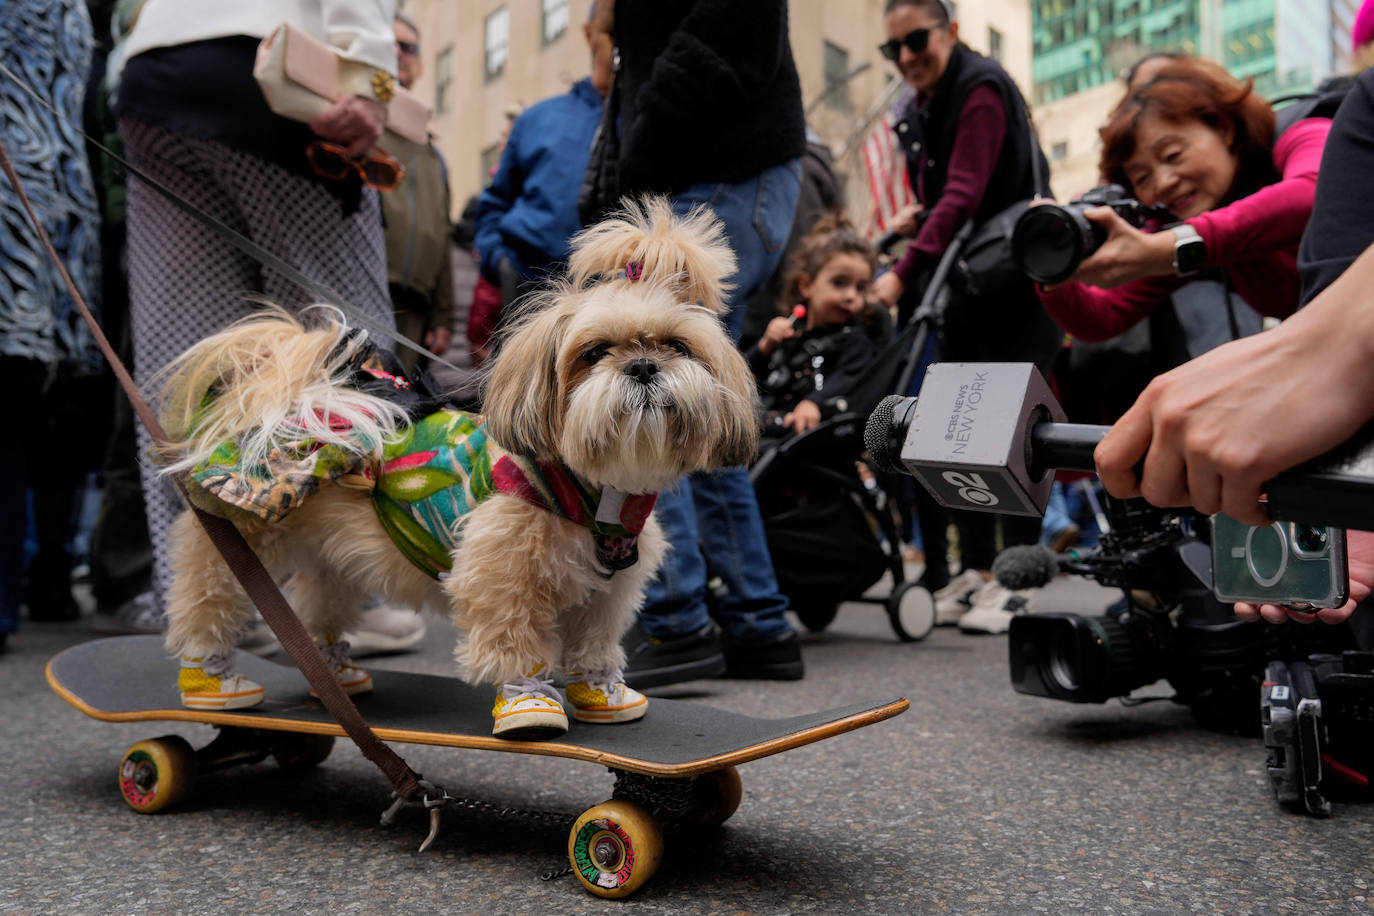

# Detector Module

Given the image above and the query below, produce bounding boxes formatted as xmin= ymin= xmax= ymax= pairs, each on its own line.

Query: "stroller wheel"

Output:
xmin=793 ymin=602 xmax=840 ymax=633
xmin=887 ymin=582 xmax=935 ymax=642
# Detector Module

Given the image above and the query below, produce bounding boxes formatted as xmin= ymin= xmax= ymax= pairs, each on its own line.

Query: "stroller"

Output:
xmin=748 ymin=223 xmax=973 ymax=641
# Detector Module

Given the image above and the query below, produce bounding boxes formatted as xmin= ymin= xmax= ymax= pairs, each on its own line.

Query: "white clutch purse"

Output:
xmin=253 ymin=22 xmax=430 ymax=162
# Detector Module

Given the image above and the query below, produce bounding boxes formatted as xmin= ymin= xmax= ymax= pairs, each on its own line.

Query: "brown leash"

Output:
xmin=0 ymin=136 xmax=447 ymax=835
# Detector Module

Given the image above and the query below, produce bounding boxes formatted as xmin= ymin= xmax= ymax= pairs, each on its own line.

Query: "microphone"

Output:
xmin=991 ymin=544 xmax=1062 ymax=590
xmin=863 ymin=363 xmax=1374 ymax=530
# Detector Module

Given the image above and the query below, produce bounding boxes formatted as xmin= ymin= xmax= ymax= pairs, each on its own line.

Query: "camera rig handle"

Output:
xmin=866 ymin=363 xmax=1374 ymax=530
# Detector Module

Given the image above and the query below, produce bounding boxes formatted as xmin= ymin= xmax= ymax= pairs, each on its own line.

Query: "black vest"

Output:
xmin=894 ymin=44 xmax=1048 ymax=221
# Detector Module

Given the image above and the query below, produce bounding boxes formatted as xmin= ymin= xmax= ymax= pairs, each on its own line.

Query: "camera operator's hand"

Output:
xmin=872 ymin=270 xmax=903 ymax=308
xmin=1062 ymin=208 xmax=1176 ymax=290
xmin=757 ymin=316 xmax=798 ymax=357
xmin=890 ymin=203 xmax=924 ymax=238
xmin=1235 ymin=529 xmax=1374 ymax=625
xmin=1095 ymin=242 xmax=1374 ymax=525
xmin=784 ymin=399 xmax=822 ymax=435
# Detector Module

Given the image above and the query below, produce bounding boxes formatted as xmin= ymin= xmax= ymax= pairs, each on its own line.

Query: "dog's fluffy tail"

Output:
xmin=566 ymin=195 xmax=737 ymax=315
xmin=155 ymin=306 xmax=412 ymax=477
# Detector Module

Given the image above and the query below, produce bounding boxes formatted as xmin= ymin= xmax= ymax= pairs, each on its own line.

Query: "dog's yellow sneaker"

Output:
xmin=566 ymin=668 xmax=648 ymax=724
xmin=309 ymin=635 xmax=373 ymax=698
xmin=492 ymin=669 xmax=568 ymax=740
xmin=178 ymin=653 xmax=265 ymax=710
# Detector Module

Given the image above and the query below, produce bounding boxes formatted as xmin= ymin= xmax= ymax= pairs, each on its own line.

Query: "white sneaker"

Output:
xmin=933 ymin=569 xmax=988 ymax=625
xmin=341 ymin=604 xmax=426 ymax=657
xmin=492 ymin=669 xmax=568 ymax=739
xmin=566 ymin=668 xmax=649 ymax=724
xmin=310 ymin=637 xmax=373 ymax=696
xmin=958 ymin=581 xmax=1034 ymax=635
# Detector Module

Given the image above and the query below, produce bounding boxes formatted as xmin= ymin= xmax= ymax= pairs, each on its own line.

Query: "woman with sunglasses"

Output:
xmin=870 ymin=0 xmax=1063 ymax=629
xmin=107 ymin=0 xmax=403 ymax=637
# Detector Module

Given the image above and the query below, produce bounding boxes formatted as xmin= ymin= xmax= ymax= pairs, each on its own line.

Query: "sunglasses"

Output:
xmin=879 ymin=27 xmax=933 ymax=62
xmin=396 ymin=39 xmax=420 ymax=57
xmin=307 ymin=141 xmax=406 ymax=191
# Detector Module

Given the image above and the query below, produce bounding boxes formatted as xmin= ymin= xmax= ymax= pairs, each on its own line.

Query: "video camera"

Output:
xmin=1010 ymin=184 xmax=1173 ymax=285
xmin=992 ymin=496 xmax=1356 ymax=734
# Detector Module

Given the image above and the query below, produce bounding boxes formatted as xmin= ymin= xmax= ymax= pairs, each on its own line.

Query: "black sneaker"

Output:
xmin=721 ymin=629 xmax=805 ymax=680
xmin=622 ymin=619 xmax=727 ymax=689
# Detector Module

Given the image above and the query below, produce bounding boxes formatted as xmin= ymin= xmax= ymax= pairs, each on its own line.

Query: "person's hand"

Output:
xmin=757 ymin=315 xmax=797 ymax=356
xmin=1095 ymin=300 xmax=1374 ymax=525
xmin=1062 ymin=207 xmax=1176 ymax=290
xmin=872 ymin=270 xmax=904 ymax=308
xmin=784 ymin=399 xmax=822 ymax=435
xmin=1235 ymin=528 xmax=1374 ymax=625
xmin=890 ymin=203 xmax=924 ymax=237
xmin=310 ymin=94 xmax=388 ymax=158
xmin=424 ymin=326 xmax=453 ymax=357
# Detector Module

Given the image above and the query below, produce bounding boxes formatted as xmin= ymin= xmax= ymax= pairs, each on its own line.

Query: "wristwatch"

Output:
xmin=1170 ymin=224 xmax=1206 ymax=277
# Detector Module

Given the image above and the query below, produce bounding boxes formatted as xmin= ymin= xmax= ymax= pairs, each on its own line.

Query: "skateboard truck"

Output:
xmin=380 ymin=777 xmax=454 ymax=853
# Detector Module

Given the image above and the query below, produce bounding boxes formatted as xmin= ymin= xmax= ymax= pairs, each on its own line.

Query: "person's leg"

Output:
xmin=670 ymin=161 xmax=802 ymax=675
xmin=121 ymin=121 xmax=275 ymax=624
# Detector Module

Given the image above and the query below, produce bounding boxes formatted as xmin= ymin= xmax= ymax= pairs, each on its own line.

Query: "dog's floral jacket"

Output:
xmin=184 ymin=350 xmax=656 ymax=579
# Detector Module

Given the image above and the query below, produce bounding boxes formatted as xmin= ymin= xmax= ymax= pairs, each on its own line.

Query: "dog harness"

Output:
xmin=188 ymin=407 xmax=657 ymax=581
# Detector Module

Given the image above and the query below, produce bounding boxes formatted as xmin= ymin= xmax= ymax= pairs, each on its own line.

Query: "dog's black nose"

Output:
xmin=625 ymin=358 xmax=659 ymax=384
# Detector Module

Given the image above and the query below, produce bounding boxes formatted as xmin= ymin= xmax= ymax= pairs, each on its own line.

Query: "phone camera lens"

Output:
xmin=1293 ymin=525 xmax=1328 ymax=555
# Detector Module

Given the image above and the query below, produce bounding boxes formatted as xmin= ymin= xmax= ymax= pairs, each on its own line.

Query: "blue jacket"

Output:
xmin=475 ymin=77 xmax=603 ymax=282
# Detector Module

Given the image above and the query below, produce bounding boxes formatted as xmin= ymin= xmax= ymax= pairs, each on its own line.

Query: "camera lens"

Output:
xmin=1047 ymin=627 xmax=1080 ymax=691
xmin=1292 ymin=524 xmax=1329 ymax=557
xmin=1011 ymin=204 xmax=1105 ymax=285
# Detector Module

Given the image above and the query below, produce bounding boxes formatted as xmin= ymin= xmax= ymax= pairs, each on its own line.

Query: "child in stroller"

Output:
xmin=747 ymin=213 xmax=886 ymax=436
xmin=749 ymin=215 xmax=936 ymax=640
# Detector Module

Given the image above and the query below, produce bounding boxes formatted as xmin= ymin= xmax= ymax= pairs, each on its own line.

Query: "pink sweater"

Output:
xmin=1037 ymin=117 xmax=1331 ymax=342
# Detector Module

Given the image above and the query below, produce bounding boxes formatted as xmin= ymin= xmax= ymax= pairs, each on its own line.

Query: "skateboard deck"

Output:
xmin=48 ymin=636 xmax=908 ymax=777
xmin=48 ymin=636 xmax=908 ymax=898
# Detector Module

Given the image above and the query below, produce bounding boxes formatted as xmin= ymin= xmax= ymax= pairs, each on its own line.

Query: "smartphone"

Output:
xmin=1210 ymin=514 xmax=1349 ymax=609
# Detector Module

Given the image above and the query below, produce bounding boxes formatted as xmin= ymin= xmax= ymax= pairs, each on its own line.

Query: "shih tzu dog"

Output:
xmin=155 ymin=197 xmax=759 ymax=740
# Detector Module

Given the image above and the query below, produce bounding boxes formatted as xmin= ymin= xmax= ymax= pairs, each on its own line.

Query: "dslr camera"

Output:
xmin=1010 ymin=184 xmax=1173 ymax=285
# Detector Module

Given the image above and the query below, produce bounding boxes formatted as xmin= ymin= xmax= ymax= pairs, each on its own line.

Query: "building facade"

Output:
xmin=396 ymin=0 xmax=1033 ymax=223
xmin=1031 ymin=0 xmax=1345 ymax=199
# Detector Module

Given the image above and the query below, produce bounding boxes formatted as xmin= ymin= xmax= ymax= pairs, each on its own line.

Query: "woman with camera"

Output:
xmin=1035 ymin=58 xmax=1331 ymax=343
xmin=869 ymin=0 xmax=1063 ymax=632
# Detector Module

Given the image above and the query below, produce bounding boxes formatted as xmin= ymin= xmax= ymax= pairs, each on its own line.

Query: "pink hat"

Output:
xmin=1354 ymin=0 xmax=1374 ymax=53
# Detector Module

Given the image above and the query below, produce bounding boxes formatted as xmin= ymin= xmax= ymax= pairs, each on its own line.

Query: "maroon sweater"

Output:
xmin=893 ymin=84 xmax=1006 ymax=287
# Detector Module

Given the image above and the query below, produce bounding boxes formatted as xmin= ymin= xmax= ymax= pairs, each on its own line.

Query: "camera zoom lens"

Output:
xmin=1011 ymin=206 xmax=1087 ymax=285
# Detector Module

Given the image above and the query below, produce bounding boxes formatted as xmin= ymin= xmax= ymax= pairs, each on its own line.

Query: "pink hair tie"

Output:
xmin=623 ymin=261 xmax=643 ymax=281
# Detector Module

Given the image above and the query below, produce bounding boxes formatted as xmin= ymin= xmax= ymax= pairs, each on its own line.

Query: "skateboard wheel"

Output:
xmin=567 ymin=799 xmax=663 ymax=899
xmin=119 ymin=736 xmax=197 ymax=814
xmin=887 ymin=582 xmax=935 ymax=642
xmin=272 ymin=734 xmax=335 ymax=772
xmin=684 ymin=765 xmax=743 ymax=828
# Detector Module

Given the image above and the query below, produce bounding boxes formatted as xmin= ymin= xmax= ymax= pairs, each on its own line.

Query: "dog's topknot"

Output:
xmin=565 ymin=195 xmax=737 ymax=314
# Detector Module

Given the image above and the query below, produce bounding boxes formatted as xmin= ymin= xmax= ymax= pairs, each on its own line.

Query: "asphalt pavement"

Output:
xmin=3 ymin=573 xmax=1372 ymax=915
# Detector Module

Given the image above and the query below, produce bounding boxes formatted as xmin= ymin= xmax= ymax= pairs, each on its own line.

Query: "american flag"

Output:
xmin=860 ymin=105 xmax=916 ymax=240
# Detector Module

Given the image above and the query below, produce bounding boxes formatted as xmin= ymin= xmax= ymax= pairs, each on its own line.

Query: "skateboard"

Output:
xmin=47 ymin=636 xmax=908 ymax=899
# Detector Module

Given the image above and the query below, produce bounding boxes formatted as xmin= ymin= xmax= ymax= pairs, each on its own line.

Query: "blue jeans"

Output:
xmin=639 ymin=159 xmax=802 ymax=640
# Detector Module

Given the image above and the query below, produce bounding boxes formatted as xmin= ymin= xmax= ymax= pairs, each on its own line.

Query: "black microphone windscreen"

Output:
xmin=992 ymin=544 xmax=1059 ymax=590
xmin=864 ymin=395 xmax=906 ymax=473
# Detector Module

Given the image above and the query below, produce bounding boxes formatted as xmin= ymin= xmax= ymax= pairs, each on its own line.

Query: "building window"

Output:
xmin=434 ymin=45 xmax=453 ymax=114
xmin=822 ymin=40 xmax=851 ymax=112
xmin=485 ymin=6 xmax=509 ymax=81
xmin=542 ymin=0 xmax=569 ymax=44
xmin=988 ymin=26 xmax=1003 ymax=62
xmin=1051 ymin=140 xmax=1068 ymax=161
